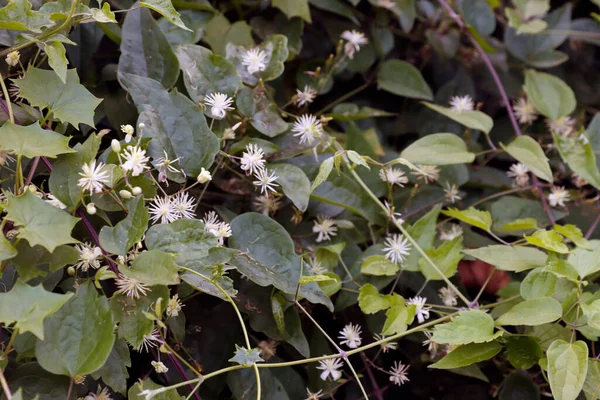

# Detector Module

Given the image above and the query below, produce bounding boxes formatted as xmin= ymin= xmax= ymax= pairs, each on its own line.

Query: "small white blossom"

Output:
xmin=439 ymin=224 xmax=463 ymax=241
xmin=253 ymin=195 xmax=281 ymax=216
xmin=241 ymin=48 xmax=268 ymax=74
xmin=449 ymin=95 xmax=474 ymax=114
xmin=121 ymin=146 xmax=150 ymax=176
xmin=223 ymin=122 xmax=242 ymax=140
xmin=84 ymin=386 xmax=112 ymax=400
xmin=253 ymin=168 xmax=279 ymax=194
xmin=422 ymin=331 xmax=441 ymax=358
xmin=382 ymin=234 xmax=411 ymax=264
xmin=121 ymin=124 xmax=135 ymax=142
xmin=78 ymin=160 xmax=110 ymax=194
xmin=407 ymin=296 xmax=431 ymax=323
xmin=513 ymin=98 xmax=538 ymax=124
xmin=205 ymin=92 xmax=234 ymax=119
xmin=0 ymin=150 xmax=15 ymax=166
xmin=379 ymin=167 xmax=408 ymax=187
xmin=202 ymin=211 xmax=221 ymax=234
xmin=5 ymin=50 xmax=19 ymax=67
xmin=444 ymin=183 xmax=462 ymax=203
xmin=155 ymin=150 xmax=182 ymax=183
xmin=546 ymin=116 xmax=576 ymax=137
xmin=166 ymin=294 xmax=183 ymax=317
xmin=383 ymin=200 xmax=404 ymax=224
xmin=151 ymin=361 xmax=169 ymax=374
xmin=412 ymin=165 xmax=440 ymax=183
xmin=137 ymin=328 xmax=162 ymax=352
xmin=292 ymin=114 xmax=324 ymax=145
xmin=316 ymin=358 xmax=344 ymax=381
xmin=506 ymin=163 xmax=529 ymax=187
xmin=388 ymin=361 xmax=410 ymax=386
xmin=312 ymin=216 xmax=338 ymax=242
xmin=307 ymin=256 xmax=327 ymax=275
xmin=438 ymin=286 xmax=458 ymax=306
xmin=172 ymin=192 xmax=196 ymax=219
xmin=548 ymin=186 xmax=570 ymax=207
xmin=115 ymin=275 xmax=150 ymax=299
xmin=341 ymin=30 xmax=368 ymax=59
xmin=305 ymin=388 xmax=323 ymax=400
xmin=295 ymin=86 xmax=317 ymax=107
xmin=240 ymin=144 xmax=266 ymax=175
xmin=45 ymin=193 xmax=67 ymax=209
xmin=197 ymin=167 xmax=212 ymax=183
xmin=74 ymin=242 xmax=103 ymax=271
xmin=338 ymin=323 xmax=362 ymax=349
xmin=373 ymin=334 xmax=398 ymax=353
xmin=204 ymin=216 xmax=232 ymax=246
xmin=149 ymin=196 xmax=178 ymax=224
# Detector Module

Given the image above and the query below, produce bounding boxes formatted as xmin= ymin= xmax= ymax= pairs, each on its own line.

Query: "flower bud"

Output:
xmin=138 ymin=122 xmax=145 ymax=130
xmin=119 ymin=189 xmax=133 ymax=199
xmin=132 ymin=186 xmax=143 ymax=195
xmin=86 ymin=203 xmax=97 ymax=215
xmin=197 ymin=167 xmax=212 ymax=183
xmin=67 ymin=266 xmax=75 ymax=276
xmin=111 ymin=139 xmax=121 ymax=153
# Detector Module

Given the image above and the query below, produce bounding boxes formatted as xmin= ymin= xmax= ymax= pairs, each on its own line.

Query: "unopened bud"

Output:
xmin=197 ymin=167 xmax=212 ymax=183
xmin=86 ymin=203 xmax=97 ymax=215
xmin=111 ymin=139 xmax=121 ymax=153
xmin=119 ymin=189 xmax=132 ymax=199
xmin=67 ymin=266 xmax=75 ymax=276
xmin=132 ymin=186 xmax=142 ymax=195
xmin=138 ymin=122 xmax=145 ymax=130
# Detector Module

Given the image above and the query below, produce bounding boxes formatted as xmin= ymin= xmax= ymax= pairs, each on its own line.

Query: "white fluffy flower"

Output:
xmin=312 ymin=217 xmax=338 ymax=242
xmin=136 ymin=328 xmax=162 ymax=352
xmin=388 ymin=361 xmax=410 ymax=386
xmin=379 ymin=167 xmax=408 ymax=187
xmin=449 ymin=95 xmax=474 ymax=114
xmin=548 ymin=186 xmax=570 ymax=207
xmin=149 ymin=196 xmax=178 ymax=224
xmin=412 ymin=165 xmax=440 ymax=183
xmin=546 ymin=116 xmax=576 ymax=137
xmin=305 ymin=388 xmax=323 ymax=400
xmin=166 ymin=294 xmax=183 ymax=317
xmin=121 ymin=146 xmax=150 ymax=176
xmin=240 ymin=144 xmax=266 ymax=175
xmin=74 ymin=242 xmax=103 ymax=271
xmin=316 ymin=358 xmax=344 ymax=381
xmin=45 ymin=193 xmax=67 ymax=209
xmin=205 ymin=92 xmax=234 ymax=119
xmin=444 ymin=183 xmax=461 ymax=203
xmin=78 ymin=160 xmax=110 ymax=194
xmin=202 ymin=211 xmax=221 ymax=234
xmin=5 ymin=50 xmax=19 ymax=67
xmin=439 ymin=224 xmax=463 ymax=241
xmin=213 ymin=222 xmax=232 ymax=246
xmin=253 ymin=195 xmax=281 ymax=216
xmin=295 ymin=86 xmax=317 ymax=107
xmin=438 ymin=286 xmax=458 ymax=306
xmin=382 ymin=234 xmax=411 ymax=264
xmin=373 ymin=334 xmax=398 ymax=353
xmin=407 ymin=296 xmax=431 ymax=323
xmin=155 ymin=150 xmax=182 ymax=183
xmin=121 ymin=124 xmax=135 ymax=142
xmin=292 ymin=114 xmax=324 ymax=145
xmin=151 ymin=361 xmax=168 ymax=374
xmin=340 ymin=30 xmax=368 ymax=59
xmin=338 ymin=323 xmax=362 ymax=348
xmin=172 ymin=192 xmax=196 ymax=219
xmin=506 ymin=163 xmax=529 ymax=187
xmin=383 ymin=200 xmax=404 ymax=224
xmin=513 ymin=98 xmax=538 ymax=125
xmin=253 ymin=168 xmax=279 ymax=194
xmin=241 ymin=48 xmax=268 ymax=74
xmin=115 ymin=275 xmax=150 ymax=299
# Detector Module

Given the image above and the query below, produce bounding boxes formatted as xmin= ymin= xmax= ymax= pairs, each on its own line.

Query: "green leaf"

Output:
xmin=441 ymin=207 xmax=492 ymax=231
xmin=505 ymin=335 xmax=543 ymax=370
xmin=90 ymin=339 xmax=131 ymax=395
xmin=569 ymin=241 xmax=600 ymax=279
xmin=459 ymin=0 xmax=496 ymax=35
xmin=229 ymin=212 xmax=333 ymax=311
xmin=346 ymin=150 xmax=370 ymax=170
xmin=11 ymin=242 xmax=78 ymax=282
xmin=139 ymin=0 xmax=191 ymax=31
xmin=403 ymin=205 xmax=441 ymax=271
xmin=14 ymin=68 xmax=101 ymax=128
xmin=175 ymin=44 xmax=242 ymax=103
xmin=204 ymin=14 xmax=254 ymax=56
xmin=382 ymin=302 xmax=415 ymax=336
xmin=544 ymin=257 xmax=580 ymax=283
xmin=0 ymin=122 xmax=74 ymax=159
xmin=0 ymin=235 xmax=17 ymax=261
xmin=4 ymin=191 xmax=79 ymax=253
xmin=120 ymin=250 xmax=180 ymax=286
xmin=399 ymin=133 xmax=475 ymax=165
xmin=235 ymin=86 xmax=288 ymax=137
xmin=145 ymin=219 xmax=218 ymax=264
xmin=525 ymin=229 xmax=569 ymax=254
xmin=523 ymin=69 xmax=576 ymax=121
xmin=358 ymin=283 xmax=391 ymax=314
xmin=583 ymin=359 xmax=600 ymax=400
xmin=0 ymin=0 xmax=53 ymax=32
xmin=422 ymin=103 xmax=494 ymax=134
xmin=45 ymin=41 xmax=67 ymax=83
xmin=432 ymin=310 xmax=502 ymax=345
xmin=495 ymin=297 xmax=562 ymax=326
xmin=268 ymin=163 xmax=311 ymax=212
xmin=309 ymin=156 xmax=334 ymax=193
xmin=118 ymin=7 xmax=180 ymax=89
xmin=463 ymin=245 xmax=547 ymax=272
xmin=89 ymin=3 xmax=117 ymax=23
xmin=495 ymin=217 xmax=538 ymax=232
xmin=361 ymin=255 xmax=400 ymax=276
xmin=501 ymin=135 xmax=553 ymax=182
xmin=99 ymin=195 xmax=148 ymax=255
xmin=553 ymin=133 xmax=600 ymax=191
xmin=419 ymin=236 xmax=463 ymax=280
xmin=430 ymin=342 xmax=502 ymax=369
xmin=272 ymin=0 xmax=311 ymax=23
xmin=229 ymin=345 xmax=264 ymax=367
xmin=377 ymin=59 xmax=433 ymax=100
xmin=547 ymin=340 xmax=588 ymax=400
xmin=35 ymin=281 xmax=115 ymax=377
xmin=0 ymin=280 xmax=72 ymax=340
xmin=120 ymin=73 xmax=219 ymax=177
xmin=520 ymin=269 xmax=557 ymax=300
xmin=229 ymin=138 xmax=279 ymax=155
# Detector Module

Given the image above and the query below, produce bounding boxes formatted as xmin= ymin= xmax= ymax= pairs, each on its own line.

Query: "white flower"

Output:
xmin=202 ymin=211 xmax=221 ymax=234
xmin=241 ymin=48 xmax=268 ymax=74
xmin=205 ymin=92 xmax=234 ymax=119
xmin=305 ymin=388 xmax=323 ymax=400
xmin=292 ymin=114 xmax=324 ymax=145
xmin=222 ymin=121 xmax=242 ymax=140
xmin=151 ymin=361 xmax=169 ymax=373
xmin=84 ymin=386 xmax=112 ymax=400
xmin=383 ymin=200 xmax=404 ymax=224
xmin=253 ymin=195 xmax=281 ymax=216
xmin=115 ymin=275 xmax=150 ymax=299
xmin=316 ymin=358 xmax=344 ymax=381
xmin=382 ymin=234 xmax=411 ymax=264
xmin=307 ymin=256 xmax=327 ymax=275
xmin=213 ymin=222 xmax=232 ymax=246
xmin=295 ymin=86 xmax=317 ymax=107
xmin=197 ymin=167 xmax=212 ymax=183
xmin=439 ymin=224 xmax=463 ymax=241
xmin=388 ymin=361 xmax=410 ymax=386
xmin=166 ymin=294 xmax=183 ymax=317
xmin=373 ymin=334 xmax=398 ymax=353
xmin=312 ymin=217 xmax=338 ymax=242
xmin=121 ymin=124 xmax=135 ymax=142
xmin=506 ymin=163 xmax=529 ymax=187
xmin=444 ymin=183 xmax=461 ymax=203
xmin=149 ymin=196 xmax=178 ymax=224
xmin=513 ymin=98 xmax=538 ymax=124
xmin=438 ymin=286 xmax=458 ymax=306
xmin=422 ymin=331 xmax=440 ymax=358
xmin=546 ymin=116 xmax=576 ymax=137
xmin=548 ymin=186 xmax=570 ymax=207
xmin=412 ymin=164 xmax=440 ymax=183
xmin=338 ymin=323 xmax=362 ymax=348
xmin=341 ymin=30 xmax=368 ymax=59
xmin=0 ymin=150 xmax=15 ymax=166
xmin=74 ymin=242 xmax=103 ymax=271
xmin=5 ymin=50 xmax=19 ymax=67
xmin=121 ymin=146 xmax=150 ymax=176
xmin=240 ymin=144 xmax=266 ymax=175
xmin=253 ymin=168 xmax=279 ymax=194
xmin=136 ymin=328 xmax=162 ymax=352
xmin=78 ymin=160 xmax=110 ymax=194
xmin=379 ymin=167 xmax=408 ymax=187
xmin=449 ymin=95 xmax=474 ymax=114
xmin=155 ymin=150 xmax=182 ymax=183
xmin=407 ymin=296 xmax=431 ymax=323
xmin=45 ymin=193 xmax=67 ymax=209
xmin=172 ymin=191 xmax=196 ymax=219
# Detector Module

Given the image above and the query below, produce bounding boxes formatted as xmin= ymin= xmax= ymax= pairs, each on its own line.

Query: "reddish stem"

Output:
xmin=166 ymin=352 xmax=202 ymax=400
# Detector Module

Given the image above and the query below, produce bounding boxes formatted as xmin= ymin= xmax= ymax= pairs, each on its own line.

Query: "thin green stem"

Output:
xmin=316 ymin=81 xmax=371 ymax=116
xmin=0 ymin=74 xmax=14 ymax=124
xmin=15 ymin=156 xmax=23 ymax=193
xmin=0 ymin=328 xmax=18 ymax=360
xmin=163 ymin=342 xmax=202 ymax=376
xmin=0 ymin=365 xmax=11 ymax=400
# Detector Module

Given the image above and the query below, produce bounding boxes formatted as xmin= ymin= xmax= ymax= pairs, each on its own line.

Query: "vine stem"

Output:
xmin=0 ymin=74 xmax=14 ymax=124
xmin=0 ymin=367 xmax=11 ymax=400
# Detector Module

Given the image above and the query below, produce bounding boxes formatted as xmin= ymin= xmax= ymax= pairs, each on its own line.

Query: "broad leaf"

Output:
xmin=502 ymin=135 xmax=553 ymax=183
xmin=145 ymin=219 xmax=218 ymax=264
xmin=553 ymin=133 xmax=600 ymax=190
xmin=432 ymin=310 xmax=502 ymax=345
xmin=505 ymin=335 xmax=543 ymax=370
xmin=0 ymin=0 xmax=53 ymax=32
xmin=236 ymin=86 xmax=288 ymax=137
xmin=0 ymin=122 xmax=74 ymax=159
xmin=382 ymin=302 xmax=415 ymax=336
xmin=139 ymin=0 xmax=191 ymax=31
xmin=442 ymin=207 xmax=492 ymax=231
xmin=99 ymin=195 xmax=148 ymax=255
xmin=524 ymin=229 xmax=569 ymax=254
xmin=459 ymin=0 xmax=495 ymax=35
xmin=429 ymin=342 xmax=502 ymax=369
xmin=583 ymin=359 xmax=600 ymax=400
xmin=0 ymin=235 xmax=17 ymax=261
xmin=400 ymin=133 xmax=475 ymax=165
xmin=358 ymin=283 xmax=391 ymax=314
xmin=463 ymin=245 xmax=546 ymax=272
xmin=403 ymin=205 xmax=441 ymax=271
xmin=422 ymin=103 xmax=493 ymax=134
xmin=90 ymin=339 xmax=131 ymax=395
xmin=547 ymin=340 xmax=588 ymax=400
xmin=45 ymin=41 xmax=67 ymax=83
xmin=495 ymin=297 xmax=562 ymax=326
xmin=229 ymin=345 xmax=264 ymax=367
xmin=569 ymin=241 xmax=600 ymax=279
xmin=419 ymin=236 xmax=463 ymax=280
xmin=361 ymin=255 xmax=400 ymax=276
xmin=272 ymin=0 xmax=311 ymax=22
xmin=268 ymin=163 xmax=311 ymax=212
xmin=553 ymin=224 xmax=589 ymax=249
xmin=377 ymin=59 xmax=433 ymax=100
xmin=309 ymin=156 xmax=334 ymax=193
xmin=120 ymin=250 xmax=180 ymax=286
xmin=520 ymin=269 xmax=557 ymax=300
xmin=523 ymin=69 xmax=576 ymax=120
